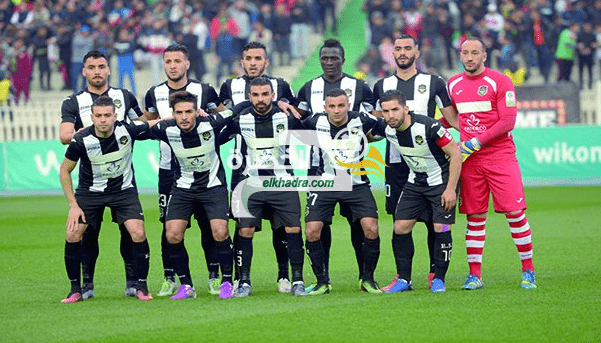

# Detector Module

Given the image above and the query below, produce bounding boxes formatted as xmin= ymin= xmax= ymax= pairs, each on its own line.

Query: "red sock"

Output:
xmin=466 ymin=216 xmax=486 ymax=278
xmin=506 ymin=210 xmax=534 ymax=272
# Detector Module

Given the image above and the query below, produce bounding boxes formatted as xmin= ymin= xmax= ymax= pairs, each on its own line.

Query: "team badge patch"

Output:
xmin=276 ymin=123 xmax=285 ymax=133
xmin=344 ymin=88 xmax=353 ymax=97
xmin=415 ymin=135 xmax=424 ymax=145
xmin=114 ymin=99 xmax=123 ymax=109
xmin=505 ymin=90 xmax=516 ymax=107
xmin=120 ymin=136 xmax=129 ymax=145
xmin=478 ymin=86 xmax=488 ymax=96
xmin=202 ymin=131 xmax=211 ymax=141
xmin=418 ymin=84 xmax=427 ymax=94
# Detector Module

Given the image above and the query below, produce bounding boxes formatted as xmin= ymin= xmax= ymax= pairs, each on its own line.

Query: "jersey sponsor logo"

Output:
xmin=415 ymin=135 xmax=424 ymax=145
xmin=506 ymin=90 xmax=516 ymax=107
xmin=241 ymin=127 xmax=254 ymax=132
xmin=156 ymin=97 xmax=169 ymax=102
xmin=276 ymin=123 xmax=285 ymax=133
xmin=114 ymin=99 xmax=123 ymax=109
xmin=80 ymin=104 xmax=92 ymax=112
xmin=478 ymin=85 xmax=488 ymax=96
xmin=106 ymin=161 xmax=121 ymax=173
xmin=86 ymin=146 xmax=101 ymax=152
xmin=465 ymin=114 xmax=487 ymax=132
xmin=120 ymin=136 xmax=129 ymax=145
xmin=417 ymin=84 xmax=427 ymax=94
xmin=232 ymin=91 xmax=244 ymax=95
xmin=202 ymin=131 xmax=212 ymax=141
xmin=311 ymin=90 xmax=323 ymax=94
xmin=344 ymin=88 xmax=353 ymax=97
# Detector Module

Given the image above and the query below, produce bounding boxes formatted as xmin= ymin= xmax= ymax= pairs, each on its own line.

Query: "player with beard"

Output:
xmin=371 ymin=34 xmax=457 ymax=291
xmin=144 ymin=44 xmax=222 ymax=297
xmin=60 ymin=50 xmax=145 ymax=299
xmin=218 ymin=42 xmax=299 ymax=293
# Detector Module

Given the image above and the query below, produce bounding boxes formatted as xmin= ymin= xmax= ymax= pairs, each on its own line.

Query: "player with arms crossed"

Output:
xmin=303 ymin=88 xmax=382 ymax=294
xmin=372 ymin=34 xmax=457 ymax=290
xmin=447 ymin=37 xmax=536 ymax=290
xmin=148 ymin=91 xmax=235 ymax=300
xmin=59 ymin=50 xmax=146 ymax=299
xmin=372 ymin=90 xmax=461 ymax=293
xmin=59 ymin=96 xmax=159 ymax=303
xmin=144 ymin=44 xmax=222 ymax=296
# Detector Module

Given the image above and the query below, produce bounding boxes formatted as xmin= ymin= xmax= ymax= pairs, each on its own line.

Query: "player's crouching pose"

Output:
xmin=148 ymin=91 xmax=235 ymax=300
xmin=59 ymin=96 xmax=160 ymax=303
xmin=371 ymin=90 xmax=461 ymax=293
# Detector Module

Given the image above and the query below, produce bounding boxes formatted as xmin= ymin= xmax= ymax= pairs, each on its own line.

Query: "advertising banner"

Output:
xmin=515 ymin=83 xmax=580 ymax=127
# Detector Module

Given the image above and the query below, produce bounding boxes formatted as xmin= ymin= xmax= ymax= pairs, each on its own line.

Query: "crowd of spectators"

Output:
xmin=0 ymin=0 xmax=336 ymax=105
xmin=360 ymin=0 xmax=601 ymax=88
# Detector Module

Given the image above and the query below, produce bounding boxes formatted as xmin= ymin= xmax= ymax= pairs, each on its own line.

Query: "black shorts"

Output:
xmin=158 ymin=168 xmax=175 ymax=223
xmin=229 ymin=192 xmax=277 ymax=231
xmin=237 ymin=191 xmax=301 ymax=229
xmin=394 ymin=183 xmax=455 ymax=224
xmin=305 ymin=184 xmax=378 ymax=224
xmin=385 ymin=163 xmax=409 ymax=215
xmin=165 ymin=186 xmax=229 ymax=222
xmin=76 ymin=189 xmax=144 ymax=227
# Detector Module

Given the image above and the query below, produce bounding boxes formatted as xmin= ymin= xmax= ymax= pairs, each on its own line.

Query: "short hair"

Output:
xmin=164 ymin=43 xmax=189 ymax=59
xmin=319 ymin=38 xmax=345 ymax=59
xmin=395 ymin=34 xmax=419 ymax=48
xmin=243 ymin=41 xmax=267 ymax=53
xmin=91 ymin=96 xmax=115 ymax=112
xmin=83 ymin=50 xmax=108 ymax=64
xmin=249 ymin=76 xmax=273 ymax=91
xmin=326 ymin=88 xmax=348 ymax=98
xmin=169 ymin=91 xmax=198 ymax=109
xmin=379 ymin=90 xmax=407 ymax=106
xmin=462 ymin=36 xmax=487 ymax=53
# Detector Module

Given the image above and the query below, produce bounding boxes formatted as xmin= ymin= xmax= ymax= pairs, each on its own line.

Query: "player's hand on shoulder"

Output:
xmin=277 ymin=100 xmax=302 ymax=119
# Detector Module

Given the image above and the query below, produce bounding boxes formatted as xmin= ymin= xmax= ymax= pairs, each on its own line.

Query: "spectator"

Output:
xmin=272 ymin=4 xmax=291 ymax=66
xmin=189 ymin=13 xmax=209 ymax=81
xmin=71 ymin=25 xmax=94 ymax=92
xmin=378 ymin=36 xmax=396 ymax=74
xmin=528 ymin=9 xmax=554 ymax=83
xmin=577 ymin=22 xmax=597 ymax=89
xmin=230 ymin=0 xmax=252 ymax=56
xmin=315 ymin=0 xmax=337 ymax=34
xmin=10 ymin=39 xmax=33 ymax=105
xmin=355 ymin=44 xmax=383 ymax=83
xmin=31 ymin=25 xmax=52 ymax=91
xmin=421 ymin=4 xmax=440 ymax=43
xmin=436 ymin=5 xmax=456 ymax=70
xmin=484 ymin=3 xmax=504 ymax=51
xmin=370 ymin=11 xmax=392 ymax=47
xmin=215 ymin=21 xmax=236 ymax=83
xmin=10 ymin=1 xmax=34 ymax=28
xmin=31 ymin=0 xmax=50 ymax=25
xmin=248 ymin=20 xmax=273 ymax=74
xmin=290 ymin=0 xmax=311 ymax=60
xmin=108 ymin=0 xmax=131 ymax=28
xmin=562 ymin=0 xmax=587 ymax=26
xmin=139 ymin=18 xmax=171 ymax=85
xmin=94 ymin=21 xmax=114 ymax=74
xmin=210 ymin=4 xmax=239 ymax=42
xmin=168 ymin=0 xmax=190 ymax=33
xmin=114 ymin=28 xmax=137 ymax=94
xmin=56 ymin=22 xmax=73 ymax=90
xmin=555 ymin=21 xmax=580 ymax=82
xmin=259 ymin=3 xmax=275 ymax=32
xmin=403 ymin=4 xmax=424 ymax=39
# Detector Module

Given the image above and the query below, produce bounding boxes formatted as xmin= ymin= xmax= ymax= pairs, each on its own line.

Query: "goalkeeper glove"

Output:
xmin=460 ymin=137 xmax=481 ymax=162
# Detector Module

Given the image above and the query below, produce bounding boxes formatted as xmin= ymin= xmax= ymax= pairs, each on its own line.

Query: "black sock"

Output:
xmin=215 ymin=237 xmax=233 ymax=284
xmin=168 ymin=240 xmax=193 ymax=286
xmin=287 ymin=232 xmax=304 ymax=283
xmin=362 ymin=237 xmax=380 ymax=282
xmin=434 ymin=231 xmax=453 ymax=282
xmin=237 ymin=236 xmax=253 ymax=285
xmin=161 ymin=224 xmax=175 ymax=281
xmin=306 ymin=240 xmax=327 ymax=284
xmin=426 ymin=221 xmax=436 ymax=274
xmin=81 ymin=224 xmax=99 ymax=285
xmin=199 ymin=218 xmax=219 ymax=279
xmin=233 ymin=230 xmax=241 ymax=281
xmin=392 ymin=232 xmax=414 ymax=282
xmin=321 ymin=223 xmax=332 ymax=281
xmin=65 ymin=241 xmax=81 ymax=292
xmin=272 ymin=227 xmax=289 ymax=280
xmin=350 ymin=219 xmax=365 ymax=280
xmin=119 ymin=223 xmax=135 ymax=285
xmin=132 ymin=239 xmax=150 ymax=291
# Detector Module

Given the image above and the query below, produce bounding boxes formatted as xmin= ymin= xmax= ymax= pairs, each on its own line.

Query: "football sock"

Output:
xmin=362 ymin=237 xmax=380 ymax=282
xmin=233 ymin=230 xmax=241 ymax=281
xmin=306 ymin=240 xmax=327 ymax=284
xmin=426 ymin=221 xmax=436 ymax=274
xmin=199 ymin=217 xmax=219 ymax=279
xmin=272 ymin=227 xmax=289 ymax=281
xmin=168 ymin=240 xmax=193 ymax=286
xmin=506 ymin=210 xmax=534 ymax=272
xmin=161 ymin=224 xmax=176 ymax=282
xmin=81 ymin=224 xmax=100 ymax=285
xmin=237 ymin=235 xmax=253 ymax=285
xmin=321 ymin=223 xmax=332 ymax=281
xmin=350 ymin=219 xmax=365 ymax=280
xmin=119 ymin=223 xmax=135 ymax=284
xmin=215 ymin=237 xmax=233 ymax=284
xmin=132 ymin=239 xmax=150 ymax=291
xmin=434 ymin=231 xmax=453 ymax=282
xmin=392 ymin=232 xmax=414 ymax=282
xmin=466 ymin=216 xmax=486 ymax=278
xmin=65 ymin=240 xmax=81 ymax=292
xmin=286 ymin=232 xmax=305 ymax=283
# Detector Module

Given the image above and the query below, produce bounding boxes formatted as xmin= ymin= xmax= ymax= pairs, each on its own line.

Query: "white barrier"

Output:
xmin=580 ymin=81 xmax=601 ymax=125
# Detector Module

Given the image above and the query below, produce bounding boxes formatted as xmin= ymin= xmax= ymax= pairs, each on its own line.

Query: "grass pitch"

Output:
xmin=1 ymin=187 xmax=600 ymax=342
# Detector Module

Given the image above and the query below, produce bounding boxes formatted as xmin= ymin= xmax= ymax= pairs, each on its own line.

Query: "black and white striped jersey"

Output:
xmin=144 ymin=79 xmax=219 ymax=171
xmin=61 ymin=87 xmax=143 ymax=130
xmin=148 ymin=112 xmax=232 ymax=191
xmin=372 ymin=113 xmax=453 ymax=187
xmin=65 ymin=121 xmax=150 ymax=194
xmin=372 ymin=72 xmax=452 ymax=166
xmin=218 ymin=74 xmax=298 ymax=107
xmin=302 ymin=111 xmax=380 ymax=187
xmin=222 ymin=105 xmax=302 ymax=182
xmin=297 ymin=73 xmax=375 ymax=114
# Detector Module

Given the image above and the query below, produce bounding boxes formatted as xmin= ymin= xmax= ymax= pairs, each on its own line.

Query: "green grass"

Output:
xmin=1 ymin=187 xmax=600 ymax=342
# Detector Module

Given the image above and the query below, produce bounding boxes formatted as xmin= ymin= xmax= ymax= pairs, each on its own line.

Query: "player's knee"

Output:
xmin=128 ymin=228 xmax=146 ymax=242
xmin=394 ymin=222 xmax=412 ymax=235
xmin=239 ymin=227 xmax=255 ymax=238
xmin=305 ymin=222 xmax=322 ymax=242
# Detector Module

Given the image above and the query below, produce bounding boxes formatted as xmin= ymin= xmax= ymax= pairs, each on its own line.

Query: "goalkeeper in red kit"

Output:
xmin=445 ymin=37 xmax=536 ymax=290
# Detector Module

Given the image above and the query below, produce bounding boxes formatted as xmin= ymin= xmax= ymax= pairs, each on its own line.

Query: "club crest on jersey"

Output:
xmin=418 ymin=84 xmax=427 ymax=94
xmin=202 ymin=131 xmax=211 ymax=141
xmin=113 ymin=99 xmax=123 ymax=109
xmin=120 ymin=136 xmax=129 ymax=145
xmin=276 ymin=123 xmax=285 ymax=133
xmin=415 ymin=135 xmax=424 ymax=145
xmin=344 ymin=88 xmax=353 ymax=97
xmin=478 ymin=85 xmax=488 ymax=96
